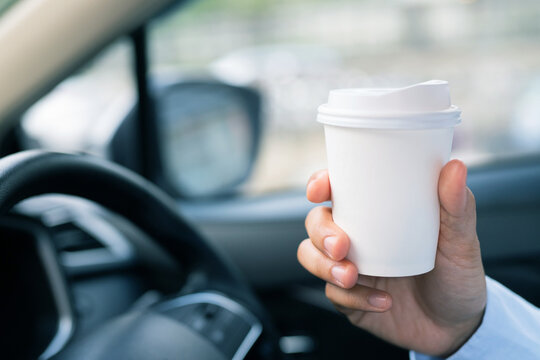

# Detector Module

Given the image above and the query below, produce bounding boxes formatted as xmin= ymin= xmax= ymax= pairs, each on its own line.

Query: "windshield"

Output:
xmin=18 ymin=0 xmax=540 ymax=196
xmin=149 ymin=0 xmax=540 ymax=193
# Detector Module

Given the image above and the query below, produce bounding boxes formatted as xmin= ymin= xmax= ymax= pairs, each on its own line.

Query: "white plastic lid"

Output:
xmin=317 ymin=80 xmax=461 ymax=129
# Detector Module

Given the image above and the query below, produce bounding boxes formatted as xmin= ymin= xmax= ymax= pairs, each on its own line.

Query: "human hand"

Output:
xmin=297 ymin=160 xmax=487 ymax=357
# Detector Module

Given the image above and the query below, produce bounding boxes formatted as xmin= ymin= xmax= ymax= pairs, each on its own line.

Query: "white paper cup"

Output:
xmin=317 ymin=80 xmax=461 ymax=277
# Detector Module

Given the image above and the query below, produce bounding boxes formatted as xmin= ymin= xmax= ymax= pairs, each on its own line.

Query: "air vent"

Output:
xmin=52 ymin=223 xmax=103 ymax=253
xmin=44 ymin=209 xmax=135 ymax=276
xmin=14 ymin=196 xmax=135 ymax=276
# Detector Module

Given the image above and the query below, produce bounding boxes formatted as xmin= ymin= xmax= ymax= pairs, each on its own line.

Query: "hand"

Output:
xmin=297 ymin=160 xmax=487 ymax=357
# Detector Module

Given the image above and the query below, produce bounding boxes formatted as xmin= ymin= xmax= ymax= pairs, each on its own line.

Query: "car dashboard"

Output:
xmin=0 ymin=217 xmax=67 ymax=359
xmin=0 ymin=195 xmax=183 ymax=359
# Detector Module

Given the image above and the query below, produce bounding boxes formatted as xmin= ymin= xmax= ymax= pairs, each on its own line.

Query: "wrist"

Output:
xmin=438 ymin=308 xmax=485 ymax=358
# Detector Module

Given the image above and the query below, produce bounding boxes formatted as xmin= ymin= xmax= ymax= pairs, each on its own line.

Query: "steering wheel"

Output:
xmin=0 ymin=150 xmax=277 ymax=360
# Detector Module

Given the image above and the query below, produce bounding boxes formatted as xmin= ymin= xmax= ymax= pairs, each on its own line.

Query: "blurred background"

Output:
xmin=20 ymin=0 xmax=540 ymax=194
xmin=3 ymin=1 xmax=540 ymax=358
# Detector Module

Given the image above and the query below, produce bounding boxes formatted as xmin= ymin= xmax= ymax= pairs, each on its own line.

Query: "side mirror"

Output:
xmin=154 ymin=81 xmax=261 ymax=198
xmin=111 ymin=80 xmax=262 ymax=199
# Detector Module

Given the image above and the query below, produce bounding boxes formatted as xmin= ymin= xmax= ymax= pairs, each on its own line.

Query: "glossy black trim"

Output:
xmin=0 ymin=217 xmax=75 ymax=360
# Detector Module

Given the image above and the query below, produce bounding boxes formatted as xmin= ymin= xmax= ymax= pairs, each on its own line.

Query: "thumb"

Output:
xmin=438 ymin=160 xmax=477 ymax=242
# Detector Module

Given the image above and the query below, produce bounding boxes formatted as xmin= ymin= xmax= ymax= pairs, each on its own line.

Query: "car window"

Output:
xmin=148 ymin=0 xmax=540 ymax=194
xmin=20 ymin=39 xmax=135 ymax=157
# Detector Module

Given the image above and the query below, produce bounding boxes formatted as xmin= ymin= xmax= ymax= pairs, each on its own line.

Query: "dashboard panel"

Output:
xmin=0 ymin=195 xmax=227 ymax=359
xmin=0 ymin=196 xmax=175 ymax=359
xmin=0 ymin=218 xmax=69 ymax=359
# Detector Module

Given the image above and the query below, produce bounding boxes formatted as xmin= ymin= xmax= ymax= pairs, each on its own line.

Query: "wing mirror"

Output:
xmin=111 ymin=80 xmax=262 ymax=199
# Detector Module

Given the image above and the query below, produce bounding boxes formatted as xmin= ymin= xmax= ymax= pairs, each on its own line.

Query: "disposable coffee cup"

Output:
xmin=317 ymin=80 xmax=461 ymax=277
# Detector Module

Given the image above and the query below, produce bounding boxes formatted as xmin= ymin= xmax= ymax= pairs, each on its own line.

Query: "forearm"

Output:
xmin=411 ymin=277 xmax=540 ymax=360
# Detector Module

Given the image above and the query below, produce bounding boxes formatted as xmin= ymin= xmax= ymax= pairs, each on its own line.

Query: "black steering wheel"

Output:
xmin=0 ymin=150 xmax=277 ymax=360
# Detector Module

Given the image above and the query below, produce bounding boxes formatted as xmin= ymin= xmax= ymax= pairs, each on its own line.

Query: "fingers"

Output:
xmin=326 ymin=282 xmax=392 ymax=312
xmin=439 ymin=160 xmax=469 ymax=218
xmin=307 ymin=169 xmax=330 ymax=203
xmin=297 ymin=239 xmax=358 ymax=288
xmin=438 ymin=160 xmax=477 ymax=240
xmin=305 ymin=206 xmax=349 ymax=261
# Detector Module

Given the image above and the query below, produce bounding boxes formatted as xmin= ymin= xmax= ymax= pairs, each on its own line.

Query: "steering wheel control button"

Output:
xmin=209 ymin=329 xmax=225 ymax=343
xmin=192 ymin=315 xmax=207 ymax=331
xmin=156 ymin=292 xmax=263 ymax=360
xmin=204 ymin=303 xmax=220 ymax=319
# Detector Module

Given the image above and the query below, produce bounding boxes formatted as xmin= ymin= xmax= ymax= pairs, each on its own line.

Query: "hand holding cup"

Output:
xmin=298 ymin=162 xmax=486 ymax=356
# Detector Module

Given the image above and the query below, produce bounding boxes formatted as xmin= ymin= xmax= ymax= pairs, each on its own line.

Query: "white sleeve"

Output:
xmin=410 ymin=276 xmax=540 ymax=360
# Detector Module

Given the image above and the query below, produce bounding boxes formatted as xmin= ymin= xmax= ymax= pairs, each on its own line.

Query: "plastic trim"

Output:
xmin=157 ymin=292 xmax=263 ymax=360
xmin=6 ymin=219 xmax=76 ymax=360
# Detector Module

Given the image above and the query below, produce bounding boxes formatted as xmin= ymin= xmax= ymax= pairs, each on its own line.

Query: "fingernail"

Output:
xmin=308 ymin=171 xmax=325 ymax=186
xmin=306 ymin=177 xmax=317 ymax=195
xmin=307 ymin=173 xmax=317 ymax=188
xmin=331 ymin=265 xmax=347 ymax=287
xmin=324 ymin=236 xmax=338 ymax=258
xmin=368 ymin=293 xmax=389 ymax=309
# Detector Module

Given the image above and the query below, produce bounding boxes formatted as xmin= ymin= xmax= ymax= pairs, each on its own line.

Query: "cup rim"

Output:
xmin=317 ymin=104 xmax=461 ymax=129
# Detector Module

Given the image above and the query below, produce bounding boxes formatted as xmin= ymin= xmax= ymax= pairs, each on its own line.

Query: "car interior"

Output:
xmin=0 ymin=0 xmax=539 ymax=359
